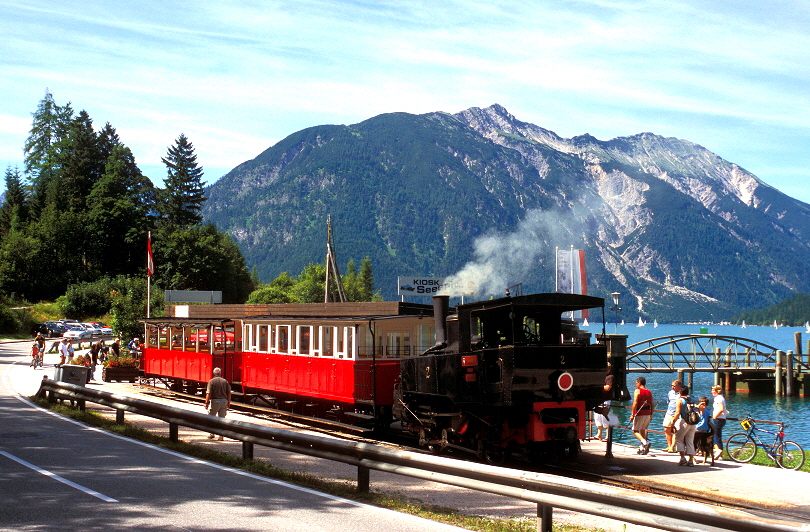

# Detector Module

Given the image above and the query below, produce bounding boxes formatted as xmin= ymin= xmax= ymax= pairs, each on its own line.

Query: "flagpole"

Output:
xmin=147 ymin=231 xmax=151 ymax=319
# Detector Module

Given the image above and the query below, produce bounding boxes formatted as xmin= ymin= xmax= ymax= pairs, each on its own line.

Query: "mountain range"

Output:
xmin=202 ymin=104 xmax=810 ymax=322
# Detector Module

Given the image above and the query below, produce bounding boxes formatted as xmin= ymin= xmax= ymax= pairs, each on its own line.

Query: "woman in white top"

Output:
xmin=711 ymin=385 xmax=728 ymax=460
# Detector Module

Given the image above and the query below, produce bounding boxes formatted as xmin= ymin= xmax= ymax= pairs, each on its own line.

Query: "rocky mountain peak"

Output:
xmin=204 ymin=105 xmax=810 ymax=321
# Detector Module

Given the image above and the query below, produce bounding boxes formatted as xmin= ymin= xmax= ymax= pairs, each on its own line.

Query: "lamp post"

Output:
xmin=610 ymin=292 xmax=622 ymax=334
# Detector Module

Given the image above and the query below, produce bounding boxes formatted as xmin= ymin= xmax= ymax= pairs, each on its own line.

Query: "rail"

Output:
xmin=36 ymin=378 xmax=800 ymax=532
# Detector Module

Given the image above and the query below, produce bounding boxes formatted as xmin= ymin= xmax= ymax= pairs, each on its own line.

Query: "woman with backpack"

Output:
xmin=673 ymin=385 xmax=697 ymax=466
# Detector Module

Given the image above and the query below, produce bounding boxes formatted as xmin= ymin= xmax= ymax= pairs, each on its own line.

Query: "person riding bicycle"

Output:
xmin=35 ymin=333 xmax=45 ymax=365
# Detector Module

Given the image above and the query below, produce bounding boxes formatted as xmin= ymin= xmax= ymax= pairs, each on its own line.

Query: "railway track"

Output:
xmin=133 ymin=380 xmax=806 ymax=525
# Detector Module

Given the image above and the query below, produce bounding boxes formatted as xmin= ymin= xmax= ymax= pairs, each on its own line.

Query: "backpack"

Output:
xmin=683 ymin=399 xmax=700 ymax=425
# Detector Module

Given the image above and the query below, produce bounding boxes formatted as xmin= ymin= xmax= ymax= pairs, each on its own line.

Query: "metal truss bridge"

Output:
xmin=626 ymin=334 xmax=810 ymax=373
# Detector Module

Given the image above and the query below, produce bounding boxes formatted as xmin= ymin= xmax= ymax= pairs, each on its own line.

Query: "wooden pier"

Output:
xmin=607 ymin=331 xmax=810 ymax=396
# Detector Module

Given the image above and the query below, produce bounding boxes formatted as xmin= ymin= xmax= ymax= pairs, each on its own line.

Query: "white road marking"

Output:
xmin=0 ymin=450 xmax=119 ymax=502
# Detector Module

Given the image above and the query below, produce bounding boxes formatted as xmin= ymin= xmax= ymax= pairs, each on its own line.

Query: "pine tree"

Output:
xmin=160 ymin=133 xmax=205 ymax=228
xmin=0 ymin=166 xmax=28 ymax=234
xmin=55 ymin=110 xmax=102 ymax=212
xmin=97 ymin=122 xmax=121 ymax=165
xmin=87 ymin=144 xmax=156 ymax=276
xmin=23 ymin=89 xmax=73 ymax=211
xmin=358 ymin=257 xmax=375 ymax=300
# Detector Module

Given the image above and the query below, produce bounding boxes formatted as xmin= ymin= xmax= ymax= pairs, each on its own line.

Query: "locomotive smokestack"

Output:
xmin=432 ymin=294 xmax=450 ymax=347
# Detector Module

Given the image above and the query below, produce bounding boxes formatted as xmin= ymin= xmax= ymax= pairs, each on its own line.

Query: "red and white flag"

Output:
xmin=147 ymin=231 xmax=154 ymax=277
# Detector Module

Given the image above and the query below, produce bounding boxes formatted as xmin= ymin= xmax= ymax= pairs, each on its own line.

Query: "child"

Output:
xmin=693 ymin=396 xmax=714 ymax=465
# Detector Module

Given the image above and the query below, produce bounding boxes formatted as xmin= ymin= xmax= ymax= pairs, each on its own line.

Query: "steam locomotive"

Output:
xmin=140 ymin=292 xmax=618 ymax=461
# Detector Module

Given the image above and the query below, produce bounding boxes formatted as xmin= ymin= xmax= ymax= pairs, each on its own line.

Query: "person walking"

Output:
xmin=58 ymin=338 xmax=69 ymax=365
xmin=674 ymin=386 xmax=697 ymax=466
xmin=662 ymin=379 xmax=682 ymax=452
xmin=629 ymin=376 xmax=654 ymax=455
xmin=110 ymin=338 xmax=121 ymax=358
xmin=593 ymin=400 xmax=611 ymax=441
xmin=711 ymin=385 xmax=729 ymax=460
xmin=66 ymin=340 xmax=75 ymax=363
xmin=89 ymin=340 xmax=103 ymax=380
xmin=204 ymin=367 xmax=231 ymax=441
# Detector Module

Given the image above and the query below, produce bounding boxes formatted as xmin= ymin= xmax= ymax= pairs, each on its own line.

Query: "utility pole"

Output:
xmin=324 ymin=215 xmax=347 ymax=303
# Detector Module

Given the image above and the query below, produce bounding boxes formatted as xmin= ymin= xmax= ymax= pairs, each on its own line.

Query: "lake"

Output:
xmin=581 ymin=321 xmax=810 ymax=449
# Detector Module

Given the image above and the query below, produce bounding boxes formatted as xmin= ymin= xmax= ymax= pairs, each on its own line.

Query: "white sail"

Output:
xmin=583 ymin=318 xmax=589 ymax=327
xmin=654 ymin=319 xmax=658 ymax=328
xmin=621 ymin=319 xmax=625 ymax=326
xmin=741 ymin=320 xmax=746 ymax=328
xmin=637 ymin=316 xmax=645 ymax=327
xmin=806 ymin=321 xmax=809 ymax=333
xmin=773 ymin=320 xmax=778 ymax=329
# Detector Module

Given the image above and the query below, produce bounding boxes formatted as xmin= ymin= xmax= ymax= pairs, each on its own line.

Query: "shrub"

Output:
xmin=102 ymin=355 xmax=139 ymax=368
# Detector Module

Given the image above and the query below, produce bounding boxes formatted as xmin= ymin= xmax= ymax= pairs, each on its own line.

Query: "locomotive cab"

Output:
xmin=396 ymin=292 xmax=609 ymax=461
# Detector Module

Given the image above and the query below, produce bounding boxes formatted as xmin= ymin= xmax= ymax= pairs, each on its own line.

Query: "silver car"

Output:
xmin=63 ymin=325 xmax=93 ymax=341
xmin=82 ymin=322 xmax=102 ymax=337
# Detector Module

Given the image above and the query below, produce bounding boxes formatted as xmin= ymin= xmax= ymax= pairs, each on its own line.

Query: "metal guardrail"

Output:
xmin=36 ymin=378 xmax=801 ymax=532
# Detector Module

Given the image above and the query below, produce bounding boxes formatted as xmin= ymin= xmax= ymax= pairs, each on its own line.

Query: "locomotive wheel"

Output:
xmin=428 ymin=429 xmax=449 ymax=455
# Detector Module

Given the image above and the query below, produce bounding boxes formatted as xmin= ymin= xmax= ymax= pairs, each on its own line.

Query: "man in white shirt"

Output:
xmin=58 ymin=338 xmax=69 ymax=365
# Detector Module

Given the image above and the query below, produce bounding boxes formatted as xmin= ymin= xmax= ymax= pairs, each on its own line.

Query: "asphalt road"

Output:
xmin=0 ymin=341 xmax=465 ymax=532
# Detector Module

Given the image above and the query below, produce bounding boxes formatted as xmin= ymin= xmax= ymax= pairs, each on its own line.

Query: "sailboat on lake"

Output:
xmin=654 ymin=319 xmax=658 ymax=328
xmin=806 ymin=321 xmax=809 ymax=334
xmin=741 ymin=320 xmax=746 ymax=328
xmin=637 ymin=317 xmax=646 ymax=327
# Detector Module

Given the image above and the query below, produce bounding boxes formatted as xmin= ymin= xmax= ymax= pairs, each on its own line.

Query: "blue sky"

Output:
xmin=2 ymin=1 xmax=809 ymax=203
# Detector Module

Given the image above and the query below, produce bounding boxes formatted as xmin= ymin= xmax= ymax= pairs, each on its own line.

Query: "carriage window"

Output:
xmin=311 ymin=326 xmax=320 ymax=355
xmin=277 ymin=325 xmax=290 ymax=354
xmin=337 ymin=326 xmax=354 ymax=359
xmin=298 ymin=326 xmax=311 ymax=355
xmin=223 ymin=325 xmax=236 ymax=349
xmin=258 ymin=325 xmax=269 ymax=352
xmin=417 ymin=324 xmax=435 ymax=354
xmin=387 ymin=332 xmax=410 ymax=358
xmin=244 ymin=324 xmax=254 ymax=351
xmin=323 ymin=326 xmax=334 ymax=357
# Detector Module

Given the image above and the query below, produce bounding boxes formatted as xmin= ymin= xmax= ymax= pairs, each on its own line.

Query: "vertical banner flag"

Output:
xmin=555 ymin=247 xmax=588 ymax=320
xmin=147 ymin=231 xmax=154 ymax=277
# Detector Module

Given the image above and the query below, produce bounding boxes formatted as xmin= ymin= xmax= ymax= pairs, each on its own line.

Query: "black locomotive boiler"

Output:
xmin=394 ymin=292 xmax=613 ymax=461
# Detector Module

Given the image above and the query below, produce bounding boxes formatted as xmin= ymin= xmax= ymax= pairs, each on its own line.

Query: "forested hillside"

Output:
xmin=0 ymin=90 xmax=254 ymax=312
xmin=733 ymin=294 xmax=810 ymax=326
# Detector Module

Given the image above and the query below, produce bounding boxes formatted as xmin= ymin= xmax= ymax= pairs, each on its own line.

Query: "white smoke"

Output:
xmin=441 ymin=207 xmax=586 ymax=298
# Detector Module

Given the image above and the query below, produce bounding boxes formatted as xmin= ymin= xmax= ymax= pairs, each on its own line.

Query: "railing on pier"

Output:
xmin=626 ymin=334 xmax=810 ymax=373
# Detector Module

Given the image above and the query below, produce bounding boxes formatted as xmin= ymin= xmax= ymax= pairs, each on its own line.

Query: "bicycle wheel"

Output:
xmin=776 ymin=441 xmax=805 ymax=470
xmin=726 ymin=433 xmax=757 ymax=462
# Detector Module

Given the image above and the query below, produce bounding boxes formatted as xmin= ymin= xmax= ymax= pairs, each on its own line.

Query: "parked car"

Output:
xmin=63 ymin=325 xmax=93 ymax=341
xmin=81 ymin=322 xmax=102 ymax=338
xmin=90 ymin=322 xmax=113 ymax=336
xmin=33 ymin=321 xmax=67 ymax=338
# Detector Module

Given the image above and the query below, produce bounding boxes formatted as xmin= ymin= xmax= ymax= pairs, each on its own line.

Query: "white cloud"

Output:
xmin=1 ymin=0 xmax=809 ymax=202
